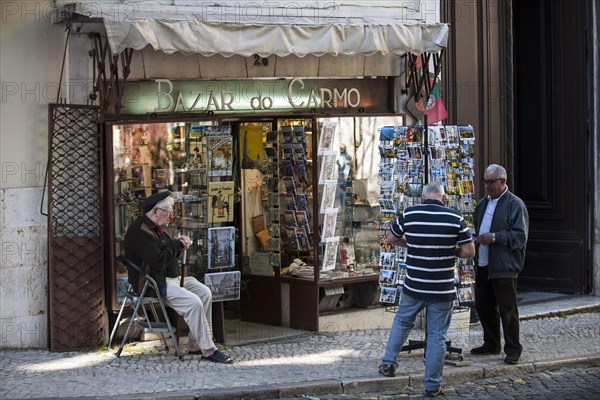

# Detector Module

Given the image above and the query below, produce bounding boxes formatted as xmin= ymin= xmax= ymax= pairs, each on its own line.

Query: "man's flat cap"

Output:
xmin=141 ymin=191 xmax=171 ymax=213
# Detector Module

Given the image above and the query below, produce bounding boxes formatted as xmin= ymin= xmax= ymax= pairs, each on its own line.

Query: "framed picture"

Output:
xmin=207 ymin=227 xmax=235 ymax=269
xmin=204 ymin=271 xmax=241 ymax=302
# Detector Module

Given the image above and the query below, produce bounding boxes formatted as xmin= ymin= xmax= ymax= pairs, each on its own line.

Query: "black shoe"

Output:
xmin=378 ymin=364 xmax=395 ymax=377
xmin=504 ymin=354 xmax=520 ymax=365
xmin=425 ymin=386 xmax=444 ymax=397
xmin=203 ymin=350 xmax=233 ymax=364
xmin=470 ymin=345 xmax=501 ymax=355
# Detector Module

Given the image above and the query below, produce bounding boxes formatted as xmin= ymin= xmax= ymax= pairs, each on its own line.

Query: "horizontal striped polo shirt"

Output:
xmin=390 ymin=199 xmax=473 ymax=302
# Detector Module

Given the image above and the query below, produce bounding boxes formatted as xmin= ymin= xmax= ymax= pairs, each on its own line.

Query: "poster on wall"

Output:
xmin=318 ymin=121 xmax=337 ymax=155
xmin=204 ymin=271 xmax=241 ymax=302
xmin=322 ymin=240 xmax=339 ymax=271
xmin=208 ymin=181 xmax=235 ymax=223
xmin=240 ymin=125 xmax=264 ymax=169
xmin=206 ymin=136 xmax=233 ymax=176
xmin=207 ymin=227 xmax=235 ymax=269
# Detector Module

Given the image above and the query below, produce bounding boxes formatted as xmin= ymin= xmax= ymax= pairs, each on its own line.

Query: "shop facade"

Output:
xmin=42 ymin=1 xmax=451 ymax=350
xmin=1 ymin=0 xmax=598 ymax=351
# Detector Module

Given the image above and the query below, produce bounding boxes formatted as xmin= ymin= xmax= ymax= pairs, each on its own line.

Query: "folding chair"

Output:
xmin=108 ymin=255 xmax=183 ymax=360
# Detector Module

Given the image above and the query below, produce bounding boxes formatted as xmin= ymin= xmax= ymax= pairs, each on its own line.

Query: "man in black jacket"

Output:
xmin=471 ymin=164 xmax=529 ymax=365
xmin=124 ymin=191 xmax=232 ymax=363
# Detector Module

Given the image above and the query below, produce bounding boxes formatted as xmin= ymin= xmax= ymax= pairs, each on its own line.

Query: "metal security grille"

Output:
xmin=48 ymin=104 xmax=104 ymax=351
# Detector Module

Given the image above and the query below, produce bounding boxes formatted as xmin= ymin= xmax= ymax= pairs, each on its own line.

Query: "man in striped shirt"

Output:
xmin=378 ymin=182 xmax=475 ymax=397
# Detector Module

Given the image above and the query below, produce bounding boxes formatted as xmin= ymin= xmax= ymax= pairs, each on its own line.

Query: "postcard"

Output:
xmin=379 ymin=269 xmax=397 ymax=286
xmin=207 ymin=227 xmax=235 ymax=269
xmin=206 ymin=136 xmax=233 ymax=176
xmin=204 ymin=271 xmax=241 ymax=302
xmin=379 ymin=287 xmax=398 ymax=304
xmin=208 ymin=181 xmax=235 ymax=223
xmin=319 ymin=154 xmax=338 ymax=184
xmin=318 ymin=121 xmax=336 ymax=155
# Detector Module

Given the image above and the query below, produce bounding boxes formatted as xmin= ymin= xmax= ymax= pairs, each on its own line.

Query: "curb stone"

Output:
xmin=187 ymin=355 xmax=600 ymax=400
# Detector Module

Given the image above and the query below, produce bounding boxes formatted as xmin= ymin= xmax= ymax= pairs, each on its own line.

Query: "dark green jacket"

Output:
xmin=124 ymin=215 xmax=183 ymax=296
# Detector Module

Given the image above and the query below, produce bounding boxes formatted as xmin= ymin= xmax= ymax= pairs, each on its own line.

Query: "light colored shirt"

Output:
xmin=478 ymin=187 xmax=507 ymax=266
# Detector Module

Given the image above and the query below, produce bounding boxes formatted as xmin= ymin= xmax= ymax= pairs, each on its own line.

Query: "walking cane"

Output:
xmin=176 ymin=249 xmax=187 ymax=343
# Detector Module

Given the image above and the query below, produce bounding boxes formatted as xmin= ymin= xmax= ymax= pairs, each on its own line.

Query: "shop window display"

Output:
xmin=111 ymin=121 xmax=239 ymax=301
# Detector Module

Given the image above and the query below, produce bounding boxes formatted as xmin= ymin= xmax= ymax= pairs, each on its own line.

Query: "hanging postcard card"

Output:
xmin=207 ymin=227 xmax=235 ymax=269
xmin=458 ymin=125 xmax=475 ymax=143
xmin=294 ymin=160 xmax=309 ymax=185
xmin=379 ymin=269 xmax=397 ymax=286
xmin=379 ymin=126 xmax=395 ymax=141
xmin=296 ymin=210 xmax=311 ymax=233
xmin=204 ymin=271 xmax=241 ymax=302
xmin=295 ymin=227 xmax=311 ymax=251
xmin=293 ymin=125 xmax=306 ymax=141
xmin=318 ymin=121 xmax=336 ymax=155
xmin=283 ymin=176 xmax=296 ymax=194
xmin=282 ymin=209 xmax=298 ymax=227
xmin=428 ymin=126 xmax=444 ymax=145
xmin=379 ymin=252 xmax=395 ymax=269
xmin=320 ymin=183 xmax=337 ymax=213
xmin=295 ymin=193 xmax=308 ymax=211
xmin=458 ymin=179 xmax=474 ymax=195
xmin=322 ymin=240 xmax=339 ymax=271
xmin=319 ymin=154 xmax=338 ymax=184
xmin=406 ymin=127 xmax=423 ymax=144
xmin=445 ymin=125 xmax=459 ymax=147
xmin=208 ymin=181 xmax=235 ymax=223
xmin=283 ymin=227 xmax=299 ymax=250
xmin=206 ymin=136 xmax=233 ymax=176
xmin=282 ymin=126 xmax=294 ymax=143
xmin=281 ymin=193 xmax=297 ymax=211
xmin=379 ymin=287 xmax=398 ymax=304
xmin=407 ymin=146 xmax=423 ymax=160
xmin=457 ymin=286 xmax=474 ymax=304
xmin=378 ymin=198 xmax=397 ymax=214
xmin=406 ymin=182 xmax=423 ymax=197
xmin=322 ymin=211 xmax=338 ymax=240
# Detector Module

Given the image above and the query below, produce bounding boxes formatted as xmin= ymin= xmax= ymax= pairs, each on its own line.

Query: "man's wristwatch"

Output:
xmin=492 ymin=233 xmax=496 ymax=243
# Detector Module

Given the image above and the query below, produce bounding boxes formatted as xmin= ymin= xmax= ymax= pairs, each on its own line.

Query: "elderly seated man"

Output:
xmin=124 ymin=191 xmax=232 ymax=363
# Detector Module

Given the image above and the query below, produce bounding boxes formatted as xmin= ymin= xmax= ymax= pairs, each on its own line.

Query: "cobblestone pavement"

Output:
xmin=288 ymin=366 xmax=600 ymax=399
xmin=1 ymin=311 xmax=599 ymax=399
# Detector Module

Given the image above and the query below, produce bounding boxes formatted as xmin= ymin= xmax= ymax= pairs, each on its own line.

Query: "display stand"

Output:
xmin=377 ymin=115 xmax=478 ymax=363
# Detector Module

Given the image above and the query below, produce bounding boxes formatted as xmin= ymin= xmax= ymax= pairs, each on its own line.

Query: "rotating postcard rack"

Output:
xmin=376 ymin=120 xmax=476 ymax=307
xmin=376 ymin=118 xmax=477 ymax=359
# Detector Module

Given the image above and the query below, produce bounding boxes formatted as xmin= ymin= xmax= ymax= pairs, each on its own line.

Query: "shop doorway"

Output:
xmin=513 ymin=0 xmax=591 ymax=293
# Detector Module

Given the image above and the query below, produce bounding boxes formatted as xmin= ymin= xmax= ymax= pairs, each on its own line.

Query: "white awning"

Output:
xmin=57 ymin=1 xmax=449 ymax=57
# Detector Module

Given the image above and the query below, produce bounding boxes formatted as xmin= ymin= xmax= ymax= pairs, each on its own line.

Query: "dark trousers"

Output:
xmin=474 ymin=267 xmax=522 ymax=357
